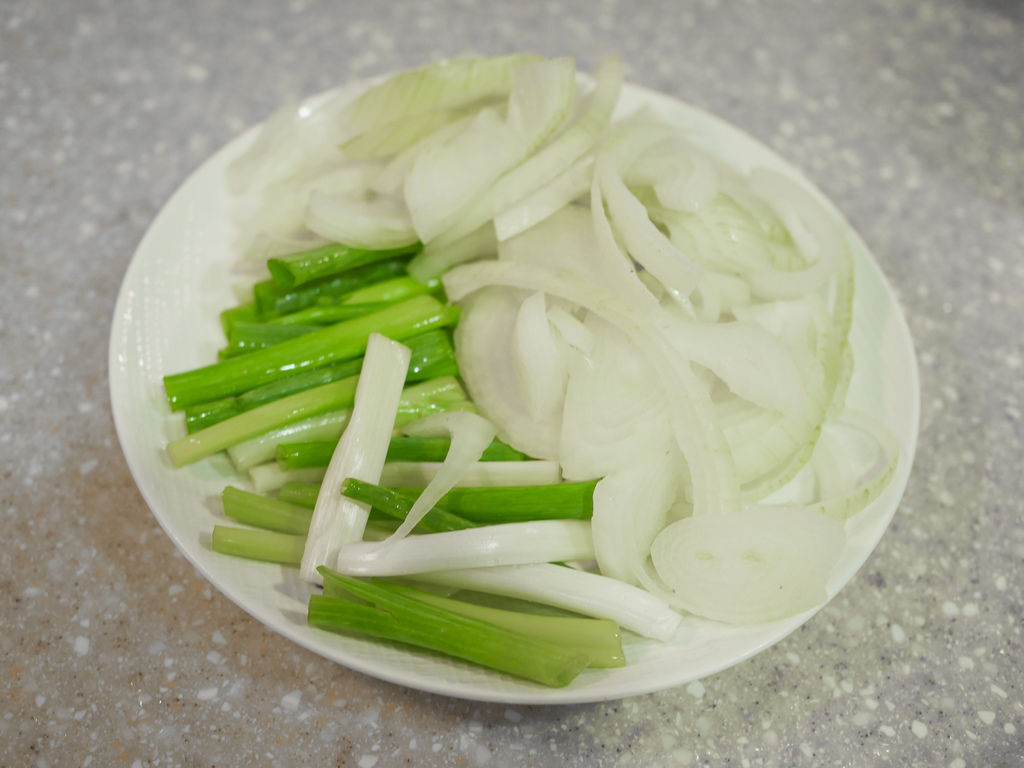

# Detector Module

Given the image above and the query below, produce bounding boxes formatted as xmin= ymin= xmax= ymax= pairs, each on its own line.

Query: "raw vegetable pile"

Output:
xmin=162 ymin=53 xmax=899 ymax=688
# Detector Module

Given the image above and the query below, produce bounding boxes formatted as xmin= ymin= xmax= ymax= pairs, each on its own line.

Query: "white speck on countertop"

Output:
xmin=212 ymin=629 xmax=227 ymax=645
xmin=185 ymin=64 xmax=209 ymax=82
xmin=978 ymin=710 xmax=996 ymax=725
xmin=891 ymin=624 xmax=907 ymax=643
xmin=911 ymin=720 xmax=928 ymax=738
xmin=686 ymin=680 xmax=706 ymax=699
xmin=357 ymin=756 xmax=378 ymax=768
xmin=281 ymin=690 xmax=302 ymax=711
xmin=79 ymin=459 xmax=98 ymax=476
xmin=73 ymin=636 xmax=89 ymax=656
xmin=197 ymin=686 xmax=218 ymax=702
xmin=168 ymin=584 xmax=184 ymax=596
xmin=942 ymin=601 xmax=960 ymax=617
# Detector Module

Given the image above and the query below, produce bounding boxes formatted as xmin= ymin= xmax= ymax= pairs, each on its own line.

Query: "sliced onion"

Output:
xmin=505 ymin=57 xmax=577 ymax=154
xmin=227 ymin=91 xmax=356 ymax=195
xmin=336 ymin=53 xmax=541 ymax=143
xmin=512 ymin=291 xmax=568 ymax=422
xmin=493 ymin=154 xmax=593 ymax=241
xmin=341 ymin=105 xmax=477 ymax=159
xmin=589 ymin=167 xmax=662 ymax=314
xmin=425 ymin=55 xmax=623 ymax=251
xmin=235 ymin=160 xmax=384 ymax=255
xmin=650 ymin=506 xmax=845 ymax=623
xmin=599 ymin=160 xmax=703 ymax=299
xmin=559 ymin=315 xmax=672 ymax=480
xmin=497 ymin=204 xmax=597 ymax=281
xmin=407 ymin=223 xmax=497 ymax=283
xmin=745 ymin=169 xmax=843 ymax=300
xmin=653 ymin=308 xmax=807 ymax=420
xmin=306 ymin=190 xmax=418 ymax=250
xmin=754 ymin=409 xmax=900 ymax=521
xmin=370 ymin=112 xmax=478 ymax=196
xmin=591 ymin=450 xmax=680 ymax=585
xmin=404 ymin=108 xmax=525 ymax=243
xmin=453 ymin=287 xmax=562 ymax=459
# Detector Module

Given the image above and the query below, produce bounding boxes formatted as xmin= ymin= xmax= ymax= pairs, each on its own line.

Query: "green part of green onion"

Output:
xmin=211 ymin=525 xmax=305 ymax=565
xmin=267 ymin=242 xmax=422 ymax=290
xmin=309 ymin=570 xmax=590 ymax=687
xmin=163 ymin=294 xmax=456 ymax=409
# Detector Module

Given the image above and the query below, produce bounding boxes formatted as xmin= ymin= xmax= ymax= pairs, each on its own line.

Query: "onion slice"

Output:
xmin=650 ymin=506 xmax=845 ymax=623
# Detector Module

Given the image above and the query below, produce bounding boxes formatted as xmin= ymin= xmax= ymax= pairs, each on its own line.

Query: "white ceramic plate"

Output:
xmin=109 ymin=77 xmax=919 ymax=704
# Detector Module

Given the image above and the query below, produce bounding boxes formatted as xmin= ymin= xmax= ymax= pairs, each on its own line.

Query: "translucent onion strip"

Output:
xmin=650 ymin=506 xmax=845 ymax=624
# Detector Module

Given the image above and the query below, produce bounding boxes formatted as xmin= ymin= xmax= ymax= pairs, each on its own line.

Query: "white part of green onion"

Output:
xmin=335 ymin=520 xmax=595 ymax=576
xmin=299 ymin=334 xmax=411 ymax=584
xmin=416 ymin=563 xmax=682 ymax=642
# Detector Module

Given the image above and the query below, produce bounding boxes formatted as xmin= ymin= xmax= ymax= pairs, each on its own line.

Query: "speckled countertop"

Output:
xmin=2 ymin=0 xmax=1022 ymax=765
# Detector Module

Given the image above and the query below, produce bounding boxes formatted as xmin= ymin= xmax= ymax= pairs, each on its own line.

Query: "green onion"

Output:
xmin=182 ymin=329 xmax=457 ymax=433
xmin=183 ymin=399 xmax=243 ymax=434
xmin=275 ymin=436 xmax=526 ymax=469
xmin=267 ymin=242 xmax=421 ymax=289
xmin=379 ymin=582 xmax=624 ymax=668
xmin=221 ymin=486 xmax=312 ymax=535
xmin=167 ymin=377 xmax=359 ymax=467
xmin=335 ymin=275 xmax=438 ymax=305
xmin=253 ymin=257 xmax=411 ymax=318
xmin=211 ymin=525 xmax=305 ymax=565
xmin=219 ymin=301 xmax=259 ymax=337
xmin=284 ymin=478 xmax=597 ymax=523
xmin=263 ymin=301 xmax=393 ymax=326
xmin=340 ymin=477 xmax=475 ymax=533
xmin=434 ymin=480 xmax=598 ymax=522
xmin=310 ymin=569 xmax=589 ymax=687
xmin=278 ymin=481 xmax=320 ymax=508
xmin=218 ymin=322 xmax=321 ymax=359
xmin=163 ymin=294 xmax=456 ymax=409
xmin=226 ymin=376 xmax=473 ymax=473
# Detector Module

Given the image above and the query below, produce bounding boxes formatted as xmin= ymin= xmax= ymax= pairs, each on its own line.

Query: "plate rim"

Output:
xmin=108 ymin=74 xmax=920 ymax=705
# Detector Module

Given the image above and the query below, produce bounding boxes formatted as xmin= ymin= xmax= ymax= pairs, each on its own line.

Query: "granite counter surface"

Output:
xmin=2 ymin=1 xmax=1022 ymax=765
